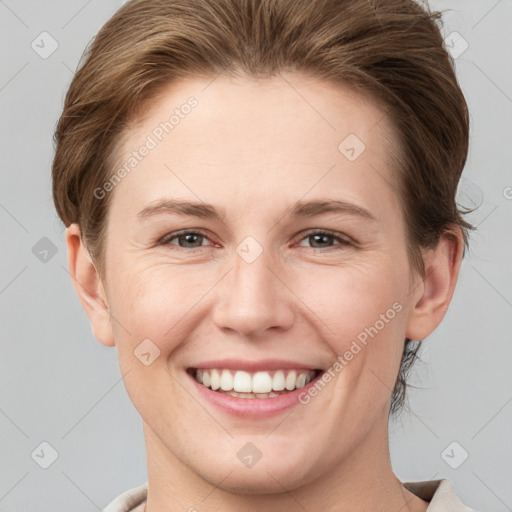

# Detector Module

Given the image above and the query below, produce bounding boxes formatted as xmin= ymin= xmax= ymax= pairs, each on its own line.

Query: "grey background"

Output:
xmin=0 ymin=0 xmax=511 ymax=510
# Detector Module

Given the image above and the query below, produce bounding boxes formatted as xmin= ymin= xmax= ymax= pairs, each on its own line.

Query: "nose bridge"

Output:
xmin=211 ymin=237 xmax=294 ymax=337
xmin=233 ymin=243 xmax=276 ymax=300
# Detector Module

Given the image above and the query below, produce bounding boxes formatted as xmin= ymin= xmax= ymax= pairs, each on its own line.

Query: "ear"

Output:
xmin=405 ymin=228 xmax=464 ymax=341
xmin=65 ymin=223 xmax=115 ymax=347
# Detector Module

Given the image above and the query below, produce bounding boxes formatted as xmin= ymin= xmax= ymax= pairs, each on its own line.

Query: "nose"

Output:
xmin=211 ymin=246 xmax=295 ymax=338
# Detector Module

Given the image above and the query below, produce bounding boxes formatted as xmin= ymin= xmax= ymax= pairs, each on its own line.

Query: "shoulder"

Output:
xmin=103 ymin=482 xmax=148 ymax=512
xmin=403 ymin=478 xmax=480 ymax=511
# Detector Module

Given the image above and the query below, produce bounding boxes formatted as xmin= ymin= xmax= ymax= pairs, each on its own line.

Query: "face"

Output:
xmin=88 ymin=73 xmax=421 ymax=492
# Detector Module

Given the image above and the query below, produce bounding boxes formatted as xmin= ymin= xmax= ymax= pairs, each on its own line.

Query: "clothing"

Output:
xmin=103 ymin=478 xmax=478 ymax=511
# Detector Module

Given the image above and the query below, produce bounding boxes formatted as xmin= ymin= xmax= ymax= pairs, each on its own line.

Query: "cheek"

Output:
xmin=300 ymin=258 xmax=405 ymax=334
xmin=109 ymin=262 xmax=215 ymax=352
xmin=107 ymin=264 xmax=214 ymax=416
xmin=295 ymin=259 xmax=408 ymax=388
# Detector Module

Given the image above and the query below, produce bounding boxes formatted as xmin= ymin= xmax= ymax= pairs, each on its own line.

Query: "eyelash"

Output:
xmin=158 ymin=228 xmax=353 ymax=252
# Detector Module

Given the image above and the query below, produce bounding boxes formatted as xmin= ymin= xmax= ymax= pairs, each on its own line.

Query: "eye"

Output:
xmin=296 ymin=229 xmax=352 ymax=250
xmin=159 ymin=229 xmax=213 ymax=249
xmin=158 ymin=228 xmax=352 ymax=251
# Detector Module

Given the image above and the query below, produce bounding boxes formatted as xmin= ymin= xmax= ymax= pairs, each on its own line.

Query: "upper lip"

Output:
xmin=188 ymin=359 xmax=321 ymax=372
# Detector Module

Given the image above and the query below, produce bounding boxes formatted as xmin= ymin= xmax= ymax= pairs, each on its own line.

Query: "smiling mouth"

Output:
xmin=187 ymin=368 xmax=323 ymax=399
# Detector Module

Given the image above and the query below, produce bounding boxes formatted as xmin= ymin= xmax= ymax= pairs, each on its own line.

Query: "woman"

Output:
xmin=52 ymin=0 xmax=478 ymax=510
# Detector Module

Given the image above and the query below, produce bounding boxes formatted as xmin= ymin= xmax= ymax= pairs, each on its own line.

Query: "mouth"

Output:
xmin=186 ymin=367 xmax=323 ymax=399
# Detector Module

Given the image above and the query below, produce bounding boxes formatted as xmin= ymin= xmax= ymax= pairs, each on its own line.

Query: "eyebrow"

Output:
xmin=137 ymin=199 xmax=225 ymax=222
xmin=137 ymin=198 xmax=376 ymax=222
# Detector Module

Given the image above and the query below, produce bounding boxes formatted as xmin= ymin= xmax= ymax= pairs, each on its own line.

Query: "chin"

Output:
xmin=196 ymin=454 xmax=319 ymax=495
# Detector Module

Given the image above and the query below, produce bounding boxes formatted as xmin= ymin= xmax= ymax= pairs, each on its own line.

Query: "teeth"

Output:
xmin=194 ymin=368 xmax=317 ymax=394
xmin=211 ymin=369 xmax=221 ymax=390
xmin=220 ymin=369 xmax=233 ymax=391
xmin=272 ymin=370 xmax=285 ymax=391
xmin=296 ymin=373 xmax=306 ymax=389
xmin=219 ymin=390 xmax=282 ymax=399
xmin=252 ymin=371 xmax=273 ymax=393
xmin=285 ymin=370 xmax=297 ymax=390
xmin=233 ymin=371 xmax=252 ymax=392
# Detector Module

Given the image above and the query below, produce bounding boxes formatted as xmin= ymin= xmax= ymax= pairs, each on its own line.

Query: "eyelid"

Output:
xmin=158 ymin=228 xmax=215 ymax=246
xmin=159 ymin=227 xmax=353 ymax=250
xmin=293 ymin=228 xmax=353 ymax=248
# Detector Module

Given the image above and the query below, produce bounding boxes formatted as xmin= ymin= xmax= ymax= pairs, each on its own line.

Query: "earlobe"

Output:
xmin=405 ymin=228 xmax=464 ymax=341
xmin=65 ymin=223 xmax=115 ymax=347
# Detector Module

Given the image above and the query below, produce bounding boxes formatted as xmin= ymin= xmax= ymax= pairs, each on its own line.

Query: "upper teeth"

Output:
xmin=194 ymin=369 xmax=316 ymax=393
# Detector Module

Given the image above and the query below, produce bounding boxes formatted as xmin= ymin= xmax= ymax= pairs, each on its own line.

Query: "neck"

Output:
xmin=142 ymin=412 xmax=427 ymax=512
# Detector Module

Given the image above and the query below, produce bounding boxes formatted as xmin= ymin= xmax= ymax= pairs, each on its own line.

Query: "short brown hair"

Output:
xmin=52 ymin=0 xmax=472 ymax=417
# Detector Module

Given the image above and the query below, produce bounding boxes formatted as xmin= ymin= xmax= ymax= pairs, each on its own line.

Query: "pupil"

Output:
xmin=311 ymin=234 xmax=331 ymax=247
xmin=182 ymin=233 xmax=201 ymax=247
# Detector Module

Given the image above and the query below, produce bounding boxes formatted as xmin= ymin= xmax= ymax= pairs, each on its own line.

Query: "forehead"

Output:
xmin=109 ymin=72 xmax=400 ymax=221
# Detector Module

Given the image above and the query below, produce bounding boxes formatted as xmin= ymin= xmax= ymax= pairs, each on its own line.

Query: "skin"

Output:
xmin=66 ymin=72 xmax=463 ymax=512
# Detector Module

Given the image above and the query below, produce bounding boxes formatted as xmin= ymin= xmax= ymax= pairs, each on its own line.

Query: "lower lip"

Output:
xmin=187 ymin=370 xmax=324 ymax=418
